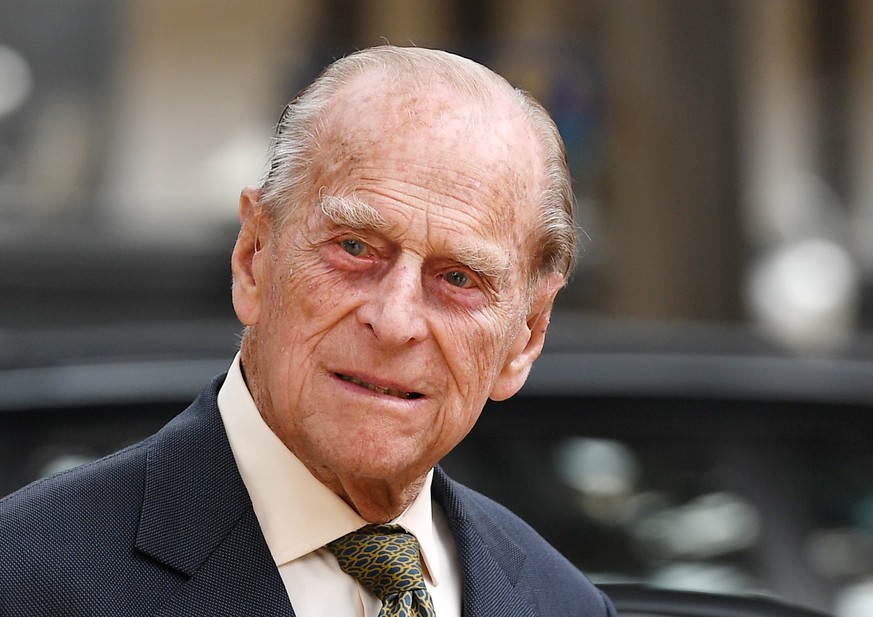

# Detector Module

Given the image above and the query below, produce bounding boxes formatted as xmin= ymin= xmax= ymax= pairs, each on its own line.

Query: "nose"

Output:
xmin=356 ymin=259 xmax=429 ymax=346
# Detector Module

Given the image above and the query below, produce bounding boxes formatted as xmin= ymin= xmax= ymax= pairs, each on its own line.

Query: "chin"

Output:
xmin=333 ymin=447 xmax=432 ymax=484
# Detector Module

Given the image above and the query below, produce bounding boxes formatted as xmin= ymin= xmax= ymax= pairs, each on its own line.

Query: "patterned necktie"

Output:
xmin=327 ymin=524 xmax=437 ymax=617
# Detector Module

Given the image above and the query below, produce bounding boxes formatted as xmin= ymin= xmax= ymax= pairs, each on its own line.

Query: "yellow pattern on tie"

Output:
xmin=327 ymin=525 xmax=437 ymax=617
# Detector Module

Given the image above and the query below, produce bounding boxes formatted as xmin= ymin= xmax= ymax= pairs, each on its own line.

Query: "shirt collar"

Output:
xmin=217 ymin=352 xmax=443 ymax=585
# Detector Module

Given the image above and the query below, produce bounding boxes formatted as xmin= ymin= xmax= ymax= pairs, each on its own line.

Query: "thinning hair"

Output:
xmin=259 ymin=45 xmax=577 ymax=283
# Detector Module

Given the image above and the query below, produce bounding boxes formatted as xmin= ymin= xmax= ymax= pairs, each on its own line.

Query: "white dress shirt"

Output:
xmin=217 ymin=353 xmax=462 ymax=616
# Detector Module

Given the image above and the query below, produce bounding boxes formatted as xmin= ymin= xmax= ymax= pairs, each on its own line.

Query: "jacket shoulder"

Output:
xmin=435 ymin=469 xmax=616 ymax=616
xmin=0 ymin=437 xmax=183 ymax=615
xmin=0 ymin=436 xmax=151 ymax=535
xmin=0 ymin=376 xmax=226 ymax=617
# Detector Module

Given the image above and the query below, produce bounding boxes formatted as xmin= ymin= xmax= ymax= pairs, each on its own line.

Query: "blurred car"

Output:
xmin=600 ymin=584 xmax=832 ymax=616
xmin=2 ymin=314 xmax=872 ymax=616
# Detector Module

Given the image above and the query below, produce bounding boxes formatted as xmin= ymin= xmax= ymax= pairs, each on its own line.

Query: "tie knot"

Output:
xmin=327 ymin=525 xmax=427 ymax=601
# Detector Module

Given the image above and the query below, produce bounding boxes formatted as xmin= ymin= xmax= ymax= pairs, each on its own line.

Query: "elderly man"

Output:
xmin=0 ymin=46 xmax=615 ymax=616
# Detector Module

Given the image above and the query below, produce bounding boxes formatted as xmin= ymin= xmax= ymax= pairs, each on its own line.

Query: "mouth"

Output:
xmin=336 ymin=373 xmax=423 ymax=400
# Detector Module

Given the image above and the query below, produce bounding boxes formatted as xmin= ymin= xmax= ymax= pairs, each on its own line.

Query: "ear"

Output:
xmin=231 ymin=186 xmax=270 ymax=326
xmin=490 ymin=272 xmax=564 ymax=401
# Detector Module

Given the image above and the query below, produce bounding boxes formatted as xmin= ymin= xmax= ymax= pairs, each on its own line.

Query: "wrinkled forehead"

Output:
xmin=315 ymin=70 xmax=547 ymax=230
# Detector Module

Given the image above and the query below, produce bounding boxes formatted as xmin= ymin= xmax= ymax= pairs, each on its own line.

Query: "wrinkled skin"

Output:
xmin=231 ymin=71 xmax=564 ymax=522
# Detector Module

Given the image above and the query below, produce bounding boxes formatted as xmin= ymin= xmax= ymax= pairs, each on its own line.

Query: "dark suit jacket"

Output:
xmin=0 ymin=374 xmax=615 ymax=616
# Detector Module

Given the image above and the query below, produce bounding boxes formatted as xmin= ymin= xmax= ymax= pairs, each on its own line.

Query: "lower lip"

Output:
xmin=332 ymin=373 xmax=421 ymax=402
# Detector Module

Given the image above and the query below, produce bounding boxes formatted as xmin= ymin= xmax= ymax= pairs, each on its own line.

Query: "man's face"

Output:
xmin=233 ymin=77 xmax=560 ymax=494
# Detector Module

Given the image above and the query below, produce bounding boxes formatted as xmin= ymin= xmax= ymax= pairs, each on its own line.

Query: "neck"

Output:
xmin=308 ymin=464 xmax=429 ymax=523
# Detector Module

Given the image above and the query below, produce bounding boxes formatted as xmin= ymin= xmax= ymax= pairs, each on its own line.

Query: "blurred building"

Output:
xmin=1 ymin=0 xmax=873 ymax=351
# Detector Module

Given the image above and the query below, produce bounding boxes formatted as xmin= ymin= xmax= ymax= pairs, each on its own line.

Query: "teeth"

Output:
xmin=338 ymin=374 xmax=420 ymax=399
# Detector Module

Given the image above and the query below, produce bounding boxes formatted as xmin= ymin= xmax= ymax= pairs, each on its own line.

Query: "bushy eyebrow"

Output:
xmin=451 ymin=241 xmax=511 ymax=282
xmin=319 ymin=194 xmax=388 ymax=232
xmin=317 ymin=194 xmax=511 ymax=282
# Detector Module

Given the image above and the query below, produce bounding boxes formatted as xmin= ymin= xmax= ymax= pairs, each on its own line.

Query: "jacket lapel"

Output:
xmin=151 ymin=508 xmax=294 ymax=617
xmin=135 ymin=376 xmax=295 ymax=616
xmin=433 ymin=468 xmax=537 ymax=617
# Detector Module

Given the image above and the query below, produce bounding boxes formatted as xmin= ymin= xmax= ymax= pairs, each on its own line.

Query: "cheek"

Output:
xmin=256 ymin=265 xmax=346 ymax=364
xmin=439 ymin=308 xmax=522 ymax=394
xmin=270 ymin=249 xmax=357 ymax=318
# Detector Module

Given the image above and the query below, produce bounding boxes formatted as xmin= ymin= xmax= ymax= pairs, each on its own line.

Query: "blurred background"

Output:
xmin=2 ymin=1 xmax=873 ymax=616
xmin=2 ymin=0 xmax=873 ymax=345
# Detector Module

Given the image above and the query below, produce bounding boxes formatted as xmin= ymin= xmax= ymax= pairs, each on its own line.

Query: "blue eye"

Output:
xmin=341 ymin=239 xmax=366 ymax=256
xmin=445 ymin=270 xmax=471 ymax=288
